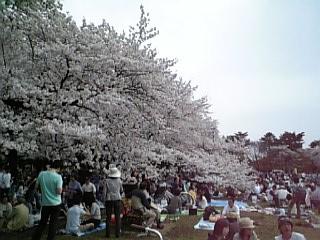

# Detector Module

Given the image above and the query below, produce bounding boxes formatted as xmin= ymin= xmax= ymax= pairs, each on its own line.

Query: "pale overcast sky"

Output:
xmin=62 ymin=0 xmax=320 ymax=145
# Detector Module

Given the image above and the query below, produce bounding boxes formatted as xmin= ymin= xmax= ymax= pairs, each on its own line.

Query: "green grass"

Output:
xmin=3 ymin=211 xmax=320 ymax=240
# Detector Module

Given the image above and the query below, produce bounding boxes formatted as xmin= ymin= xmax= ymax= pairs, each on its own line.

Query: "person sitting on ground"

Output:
xmin=197 ymin=190 xmax=208 ymax=209
xmin=225 ymin=212 xmax=240 ymax=240
xmin=16 ymin=185 xmax=25 ymax=199
xmin=203 ymin=206 xmax=220 ymax=222
xmin=207 ymin=218 xmax=229 ymax=240
xmin=65 ymin=197 xmax=94 ymax=235
xmin=188 ymin=184 xmax=197 ymax=204
xmin=270 ymin=185 xmax=280 ymax=208
xmin=233 ymin=217 xmax=259 ymax=240
xmin=81 ymin=195 xmax=101 ymax=228
xmin=154 ymin=182 xmax=173 ymax=207
xmin=226 ymin=186 xmax=236 ymax=198
xmin=0 ymin=166 xmax=11 ymax=198
xmin=131 ymin=181 xmax=163 ymax=229
xmin=171 ymin=176 xmax=183 ymax=196
xmin=254 ymin=182 xmax=261 ymax=196
xmin=203 ymin=185 xmax=212 ymax=204
xmin=166 ymin=189 xmax=182 ymax=214
xmin=0 ymin=195 xmax=13 ymax=230
xmin=222 ymin=197 xmax=240 ymax=218
xmin=0 ymin=195 xmax=12 ymax=220
xmin=275 ymin=216 xmax=306 ymax=240
xmin=4 ymin=197 xmax=29 ymax=232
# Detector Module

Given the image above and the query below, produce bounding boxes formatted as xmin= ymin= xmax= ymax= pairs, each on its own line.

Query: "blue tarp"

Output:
xmin=59 ymin=223 xmax=106 ymax=237
xmin=208 ymin=200 xmax=248 ymax=209
xmin=77 ymin=223 xmax=106 ymax=237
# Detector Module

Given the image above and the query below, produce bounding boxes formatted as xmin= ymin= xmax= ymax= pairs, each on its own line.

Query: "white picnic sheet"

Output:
xmin=193 ymin=218 xmax=215 ymax=231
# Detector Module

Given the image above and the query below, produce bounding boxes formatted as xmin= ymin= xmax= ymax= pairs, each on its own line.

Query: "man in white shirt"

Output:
xmin=254 ymin=183 xmax=261 ymax=195
xmin=275 ymin=216 xmax=306 ymax=240
xmin=222 ymin=197 xmax=240 ymax=218
xmin=66 ymin=199 xmax=93 ymax=235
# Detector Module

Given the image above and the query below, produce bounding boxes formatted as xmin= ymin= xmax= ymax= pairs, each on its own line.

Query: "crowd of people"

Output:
xmin=0 ymin=160 xmax=319 ymax=239
xmin=249 ymin=170 xmax=320 ymax=218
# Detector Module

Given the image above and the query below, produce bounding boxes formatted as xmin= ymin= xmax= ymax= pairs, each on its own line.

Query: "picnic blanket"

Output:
xmin=59 ymin=223 xmax=106 ymax=237
xmin=77 ymin=223 xmax=106 ymax=237
xmin=208 ymin=200 xmax=248 ymax=209
xmin=193 ymin=217 xmax=215 ymax=231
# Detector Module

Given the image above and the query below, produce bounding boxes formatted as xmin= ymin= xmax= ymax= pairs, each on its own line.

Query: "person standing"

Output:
xmin=31 ymin=160 xmax=63 ymax=240
xmin=105 ymin=164 xmax=123 ymax=238
xmin=82 ymin=177 xmax=96 ymax=208
xmin=288 ymin=177 xmax=305 ymax=219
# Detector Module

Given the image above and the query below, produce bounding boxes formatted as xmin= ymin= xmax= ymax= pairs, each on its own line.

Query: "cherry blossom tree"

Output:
xmin=0 ymin=1 xmax=254 ymax=189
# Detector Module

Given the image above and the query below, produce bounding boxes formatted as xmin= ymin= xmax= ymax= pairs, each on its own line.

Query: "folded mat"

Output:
xmin=193 ymin=218 xmax=215 ymax=231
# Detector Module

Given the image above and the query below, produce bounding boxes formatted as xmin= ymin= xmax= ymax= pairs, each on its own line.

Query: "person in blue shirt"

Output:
xmin=31 ymin=160 xmax=63 ymax=240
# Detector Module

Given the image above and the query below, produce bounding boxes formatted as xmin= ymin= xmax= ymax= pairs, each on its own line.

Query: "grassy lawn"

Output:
xmin=2 ymin=211 xmax=320 ymax=240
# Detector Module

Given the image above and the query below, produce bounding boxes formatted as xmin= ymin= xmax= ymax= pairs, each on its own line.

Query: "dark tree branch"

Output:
xmin=1 ymin=42 xmax=6 ymax=68
xmin=40 ymin=26 xmax=47 ymax=42
xmin=69 ymin=101 xmax=100 ymax=118
xmin=27 ymin=35 xmax=35 ymax=62
xmin=60 ymin=57 xmax=70 ymax=89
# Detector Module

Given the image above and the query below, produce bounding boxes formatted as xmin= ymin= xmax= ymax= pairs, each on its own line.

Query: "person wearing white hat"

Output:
xmin=233 ymin=217 xmax=259 ymax=240
xmin=105 ymin=164 xmax=123 ymax=238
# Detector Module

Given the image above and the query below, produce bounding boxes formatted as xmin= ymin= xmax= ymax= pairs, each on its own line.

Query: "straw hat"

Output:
xmin=239 ymin=217 xmax=255 ymax=229
xmin=108 ymin=164 xmax=121 ymax=178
